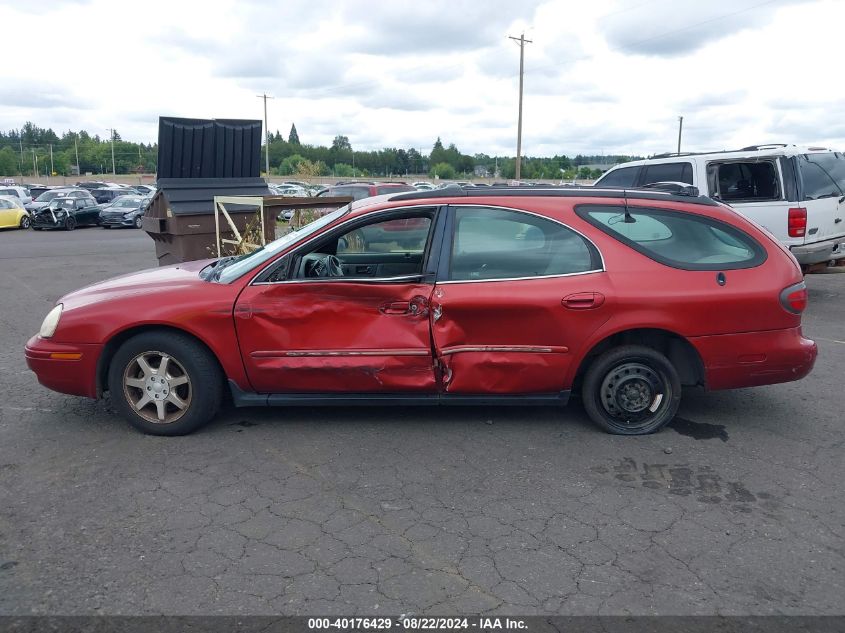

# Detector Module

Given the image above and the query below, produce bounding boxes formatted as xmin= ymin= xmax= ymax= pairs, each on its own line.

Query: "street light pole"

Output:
xmin=509 ymin=32 xmax=532 ymax=182
xmin=256 ymin=93 xmax=274 ymax=176
xmin=108 ymin=129 xmax=116 ymax=175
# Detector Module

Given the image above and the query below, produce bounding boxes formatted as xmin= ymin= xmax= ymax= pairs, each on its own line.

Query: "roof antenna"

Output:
xmin=623 ymin=191 xmax=636 ymax=223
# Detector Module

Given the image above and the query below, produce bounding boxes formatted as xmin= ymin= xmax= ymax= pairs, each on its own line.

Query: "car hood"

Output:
xmin=59 ymin=259 xmax=215 ymax=310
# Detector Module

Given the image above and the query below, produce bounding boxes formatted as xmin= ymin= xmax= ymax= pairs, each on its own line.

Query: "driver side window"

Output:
xmin=289 ymin=210 xmax=436 ymax=281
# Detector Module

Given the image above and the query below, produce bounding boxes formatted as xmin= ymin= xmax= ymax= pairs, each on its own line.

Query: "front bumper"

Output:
xmin=790 ymin=237 xmax=845 ymax=265
xmin=24 ymin=335 xmax=102 ymax=398
xmin=100 ymin=214 xmax=135 ymax=227
xmin=31 ymin=214 xmax=66 ymax=229
xmin=690 ymin=327 xmax=817 ymax=391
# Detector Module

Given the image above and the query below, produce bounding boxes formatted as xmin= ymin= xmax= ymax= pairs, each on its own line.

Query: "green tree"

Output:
xmin=288 ymin=123 xmax=300 ymax=145
xmin=0 ymin=146 xmax=18 ymax=175
xmin=333 ymin=163 xmax=354 ymax=177
xmin=430 ymin=162 xmax=456 ymax=180
xmin=331 ymin=135 xmax=351 ymax=152
xmin=279 ymin=153 xmax=307 ymax=175
xmin=577 ymin=166 xmax=592 ymax=179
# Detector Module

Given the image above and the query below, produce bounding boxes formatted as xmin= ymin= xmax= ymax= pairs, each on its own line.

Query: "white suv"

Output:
xmin=594 ymin=144 xmax=845 ymax=271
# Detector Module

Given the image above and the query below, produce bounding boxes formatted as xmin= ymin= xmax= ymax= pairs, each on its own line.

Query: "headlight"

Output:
xmin=39 ymin=304 xmax=63 ymax=338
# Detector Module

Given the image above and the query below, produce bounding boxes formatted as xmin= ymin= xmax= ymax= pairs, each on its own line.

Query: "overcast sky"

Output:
xmin=2 ymin=0 xmax=844 ymax=157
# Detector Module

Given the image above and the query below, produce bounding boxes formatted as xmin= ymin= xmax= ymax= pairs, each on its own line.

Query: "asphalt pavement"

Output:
xmin=0 ymin=226 xmax=843 ymax=615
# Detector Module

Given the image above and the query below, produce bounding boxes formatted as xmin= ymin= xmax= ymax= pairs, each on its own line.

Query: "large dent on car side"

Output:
xmin=248 ymin=353 xmax=436 ymax=392
xmin=439 ymin=350 xmax=570 ymax=393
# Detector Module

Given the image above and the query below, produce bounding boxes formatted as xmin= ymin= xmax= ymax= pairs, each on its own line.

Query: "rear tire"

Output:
xmin=107 ymin=331 xmax=223 ymax=436
xmin=581 ymin=345 xmax=681 ymax=435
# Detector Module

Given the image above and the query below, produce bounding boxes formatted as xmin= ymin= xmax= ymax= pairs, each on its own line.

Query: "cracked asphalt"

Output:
xmin=0 ymin=227 xmax=843 ymax=615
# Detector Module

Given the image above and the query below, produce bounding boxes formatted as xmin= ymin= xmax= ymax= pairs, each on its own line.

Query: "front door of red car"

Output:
xmin=234 ymin=207 xmax=442 ymax=393
xmin=431 ymin=205 xmax=612 ymax=394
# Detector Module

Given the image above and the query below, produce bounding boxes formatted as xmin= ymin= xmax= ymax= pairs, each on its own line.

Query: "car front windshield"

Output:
xmin=113 ymin=198 xmax=140 ymax=208
xmin=215 ymin=206 xmax=350 ymax=283
xmin=36 ymin=191 xmax=65 ymax=202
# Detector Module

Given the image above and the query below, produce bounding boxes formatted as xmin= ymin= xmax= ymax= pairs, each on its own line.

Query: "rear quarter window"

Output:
xmin=576 ymin=204 xmax=767 ymax=270
xmin=596 ymin=166 xmax=640 ymax=188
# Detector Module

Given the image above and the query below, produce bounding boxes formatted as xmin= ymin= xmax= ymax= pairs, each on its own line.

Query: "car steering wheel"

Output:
xmin=302 ymin=253 xmax=344 ymax=278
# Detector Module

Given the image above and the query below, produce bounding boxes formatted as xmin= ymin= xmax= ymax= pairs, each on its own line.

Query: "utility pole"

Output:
xmin=677 ymin=116 xmax=684 ymax=154
xmin=18 ymin=137 xmax=24 ymax=176
xmin=74 ymin=138 xmax=80 ymax=176
xmin=33 ymin=152 xmax=38 ymax=178
xmin=256 ymin=93 xmax=274 ymax=176
xmin=49 ymin=144 xmax=54 ymax=177
xmin=509 ymin=32 xmax=532 ymax=182
xmin=108 ymin=129 xmax=116 ymax=175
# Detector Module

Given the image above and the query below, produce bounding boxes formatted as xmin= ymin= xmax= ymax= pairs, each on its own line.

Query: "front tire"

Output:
xmin=134 ymin=215 xmax=143 ymax=229
xmin=64 ymin=217 xmax=76 ymax=231
xmin=20 ymin=215 xmax=31 ymax=229
xmin=107 ymin=331 xmax=223 ymax=435
xmin=581 ymin=345 xmax=681 ymax=435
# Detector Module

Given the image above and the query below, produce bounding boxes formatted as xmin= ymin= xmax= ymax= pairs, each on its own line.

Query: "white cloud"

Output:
xmin=1 ymin=0 xmax=843 ymax=156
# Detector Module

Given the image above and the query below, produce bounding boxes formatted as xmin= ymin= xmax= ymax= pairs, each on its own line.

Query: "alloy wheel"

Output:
xmin=122 ymin=351 xmax=192 ymax=424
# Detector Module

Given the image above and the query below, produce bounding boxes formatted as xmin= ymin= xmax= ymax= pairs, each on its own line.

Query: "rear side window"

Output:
xmin=597 ymin=166 xmax=640 ymax=188
xmin=330 ymin=186 xmax=371 ymax=200
xmin=641 ymin=162 xmax=693 ymax=185
xmin=449 ymin=207 xmax=600 ymax=281
xmin=798 ymin=152 xmax=845 ymax=200
xmin=709 ymin=161 xmax=780 ymax=201
xmin=577 ymin=205 xmax=767 ymax=270
xmin=375 ymin=185 xmax=415 ymax=195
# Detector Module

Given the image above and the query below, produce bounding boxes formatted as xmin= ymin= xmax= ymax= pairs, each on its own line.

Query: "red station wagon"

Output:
xmin=25 ymin=187 xmax=817 ymax=436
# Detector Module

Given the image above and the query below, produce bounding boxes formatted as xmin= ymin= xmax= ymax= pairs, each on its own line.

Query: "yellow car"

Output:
xmin=0 ymin=195 xmax=30 ymax=230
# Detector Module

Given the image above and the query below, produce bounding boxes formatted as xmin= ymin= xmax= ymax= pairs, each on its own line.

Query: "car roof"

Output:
xmin=605 ymin=144 xmax=838 ymax=171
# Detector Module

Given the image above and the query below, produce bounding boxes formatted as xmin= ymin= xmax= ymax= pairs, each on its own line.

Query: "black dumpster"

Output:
xmin=143 ymin=116 xmax=272 ymax=265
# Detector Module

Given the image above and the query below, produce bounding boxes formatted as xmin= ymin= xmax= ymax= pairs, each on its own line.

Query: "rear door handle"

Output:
xmin=562 ymin=292 xmax=605 ymax=310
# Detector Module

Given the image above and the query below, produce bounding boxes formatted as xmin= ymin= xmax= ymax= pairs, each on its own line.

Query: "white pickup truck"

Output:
xmin=594 ymin=144 xmax=845 ymax=271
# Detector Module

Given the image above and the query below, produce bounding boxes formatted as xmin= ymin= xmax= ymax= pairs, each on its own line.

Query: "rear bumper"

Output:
xmin=790 ymin=237 xmax=845 ymax=265
xmin=690 ymin=327 xmax=817 ymax=391
xmin=24 ymin=335 xmax=102 ymax=398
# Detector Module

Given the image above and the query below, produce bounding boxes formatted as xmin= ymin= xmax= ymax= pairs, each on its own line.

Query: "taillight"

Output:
xmin=788 ymin=208 xmax=806 ymax=238
xmin=780 ymin=281 xmax=808 ymax=314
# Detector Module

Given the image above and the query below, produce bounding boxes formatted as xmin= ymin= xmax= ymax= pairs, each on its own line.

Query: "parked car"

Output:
xmin=99 ymin=196 xmax=149 ymax=229
xmin=0 ymin=185 xmax=33 ymax=207
xmin=269 ymin=183 xmax=310 ymax=197
xmin=24 ymin=186 xmax=51 ymax=202
xmin=75 ymin=181 xmax=109 ymax=192
xmin=134 ymin=184 xmax=157 ymax=195
xmin=30 ymin=195 xmax=100 ymax=230
xmin=25 ymin=188 xmax=90 ymax=213
xmin=594 ymin=144 xmax=845 ymax=271
xmin=316 ymin=182 xmax=416 ymax=201
xmin=0 ymin=195 xmax=30 ymax=230
xmin=412 ymin=181 xmax=435 ymax=191
xmin=25 ymin=186 xmax=816 ymax=436
xmin=92 ymin=187 xmax=137 ymax=205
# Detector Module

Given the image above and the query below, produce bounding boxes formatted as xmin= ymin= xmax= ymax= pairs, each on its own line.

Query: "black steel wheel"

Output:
xmin=581 ymin=345 xmax=681 ymax=435
xmin=64 ymin=216 xmax=77 ymax=231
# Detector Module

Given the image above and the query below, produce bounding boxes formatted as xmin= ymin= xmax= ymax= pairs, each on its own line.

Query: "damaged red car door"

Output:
xmin=234 ymin=210 xmax=439 ymax=393
xmin=431 ymin=205 xmax=611 ymax=394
